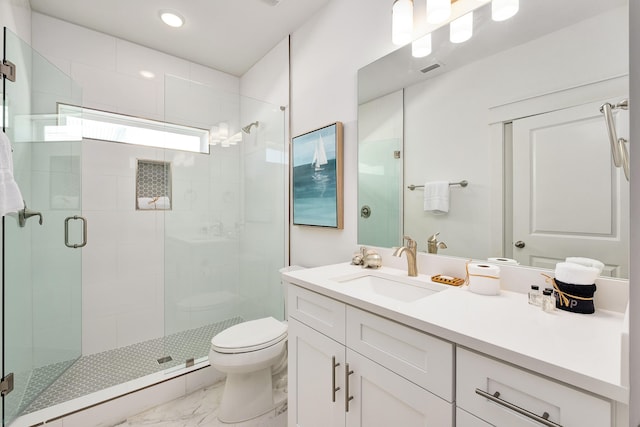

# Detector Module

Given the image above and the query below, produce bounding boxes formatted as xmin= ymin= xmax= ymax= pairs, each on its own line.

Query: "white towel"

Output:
xmin=555 ymin=262 xmax=600 ymax=286
xmin=138 ymin=196 xmax=170 ymax=210
xmin=0 ymin=132 xmax=24 ymax=216
xmin=423 ymin=181 xmax=449 ymax=214
xmin=565 ymin=257 xmax=605 ymax=274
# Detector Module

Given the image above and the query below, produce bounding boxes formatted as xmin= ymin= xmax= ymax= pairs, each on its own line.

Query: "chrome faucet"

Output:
xmin=427 ymin=232 xmax=447 ymax=254
xmin=18 ymin=200 xmax=43 ymax=228
xmin=393 ymin=235 xmax=418 ymax=277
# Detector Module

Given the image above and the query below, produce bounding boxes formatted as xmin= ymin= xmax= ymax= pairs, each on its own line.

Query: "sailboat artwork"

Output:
xmin=311 ymin=134 xmax=328 ymax=171
xmin=292 ymin=122 xmax=344 ymax=228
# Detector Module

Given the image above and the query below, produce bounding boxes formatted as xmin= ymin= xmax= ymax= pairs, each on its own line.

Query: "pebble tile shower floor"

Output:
xmin=17 ymin=317 xmax=243 ymax=415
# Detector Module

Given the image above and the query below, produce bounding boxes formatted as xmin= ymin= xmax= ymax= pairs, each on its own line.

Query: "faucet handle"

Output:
xmin=402 ymin=235 xmax=417 ymax=248
xmin=427 ymin=232 xmax=440 ymax=242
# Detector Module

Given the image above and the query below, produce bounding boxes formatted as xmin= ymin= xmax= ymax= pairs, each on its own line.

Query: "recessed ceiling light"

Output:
xmin=160 ymin=11 xmax=184 ymax=28
xmin=139 ymin=70 xmax=155 ymax=79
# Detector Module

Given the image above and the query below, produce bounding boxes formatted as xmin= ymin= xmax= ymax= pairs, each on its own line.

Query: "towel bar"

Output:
xmin=407 ymin=180 xmax=468 ymax=191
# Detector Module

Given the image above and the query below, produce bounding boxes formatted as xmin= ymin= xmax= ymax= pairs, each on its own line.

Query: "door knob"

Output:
xmin=360 ymin=205 xmax=371 ymax=218
xmin=514 ymin=241 xmax=526 ymax=249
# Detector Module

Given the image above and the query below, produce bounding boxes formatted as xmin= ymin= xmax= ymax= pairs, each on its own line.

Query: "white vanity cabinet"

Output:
xmin=456 ymin=348 xmax=613 ymax=427
xmin=288 ymin=284 xmax=454 ymax=427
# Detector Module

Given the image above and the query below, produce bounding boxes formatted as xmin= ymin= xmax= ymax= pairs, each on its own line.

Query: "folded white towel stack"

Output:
xmin=423 ymin=181 xmax=449 ymax=214
xmin=554 ymin=262 xmax=600 ymax=285
xmin=565 ymin=257 xmax=605 ymax=274
xmin=0 ymin=132 xmax=24 ymax=216
xmin=138 ymin=196 xmax=170 ymax=210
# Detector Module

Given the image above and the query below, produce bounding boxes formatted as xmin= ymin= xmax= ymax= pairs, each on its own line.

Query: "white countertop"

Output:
xmin=283 ymin=263 xmax=628 ymax=404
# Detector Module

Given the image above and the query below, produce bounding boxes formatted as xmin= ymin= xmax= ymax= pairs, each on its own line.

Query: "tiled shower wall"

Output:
xmin=31 ymin=12 xmax=242 ymax=355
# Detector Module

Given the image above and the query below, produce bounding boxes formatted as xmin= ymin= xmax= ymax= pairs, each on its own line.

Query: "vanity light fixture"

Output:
xmin=491 ymin=0 xmax=519 ymax=21
xmin=209 ymin=125 xmax=220 ymax=145
xmin=412 ymin=33 xmax=432 ymax=58
xmin=160 ymin=10 xmax=185 ymax=28
xmin=426 ymin=0 xmax=452 ymax=24
xmin=450 ymin=11 xmax=473 ymax=43
xmin=392 ymin=0 xmax=414 ymax=46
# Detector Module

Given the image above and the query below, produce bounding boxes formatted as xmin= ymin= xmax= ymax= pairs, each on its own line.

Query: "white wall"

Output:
xmin=31 ymin=13 xmax=241 ymax=354
xmin=289 ymin=0 xmax=397 ymax=267
xmin=0 ymin=0 xmax=30 ymax=43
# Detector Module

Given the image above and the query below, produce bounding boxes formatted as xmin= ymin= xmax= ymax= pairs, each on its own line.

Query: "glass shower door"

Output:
xmin=2 ymin=28 xmax=83 ymax=425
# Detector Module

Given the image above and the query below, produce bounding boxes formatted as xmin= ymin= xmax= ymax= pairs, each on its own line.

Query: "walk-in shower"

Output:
xmin=1 ymin=28 xmax=286 ymax=426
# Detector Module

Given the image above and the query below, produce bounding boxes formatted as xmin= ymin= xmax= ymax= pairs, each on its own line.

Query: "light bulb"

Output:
xmin=392 ymin=0 xmax=414 ymax=46
xmin=450 ymin=11 xmax=473 ymax=44
xmin=492 ymin=0 xmax=519 ymax=21
xmin=412 ymin=33 xmax=432 ymax=58
xmin=426 ymin=0 xmax=451 ymax=24
xmin=160 ymin=11 xmax=184 ymax=28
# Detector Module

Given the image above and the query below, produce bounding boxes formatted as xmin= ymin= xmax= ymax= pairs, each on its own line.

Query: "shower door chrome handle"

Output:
xmin=65 ymin=215 xmax=88 ymax=248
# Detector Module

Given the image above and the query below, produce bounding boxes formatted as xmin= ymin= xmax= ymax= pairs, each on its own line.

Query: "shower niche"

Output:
xmin=136 ymin=159 xmax=172 ymax=210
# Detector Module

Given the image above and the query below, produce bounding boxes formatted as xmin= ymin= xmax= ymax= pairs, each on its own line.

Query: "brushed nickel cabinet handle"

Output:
xmin=345 ymin=363 xmax=354 ymax=412
xmin=332 ymin=356 xmax=341 ymax=402
xmin=475 ymin=388 xmax=562 ymax=427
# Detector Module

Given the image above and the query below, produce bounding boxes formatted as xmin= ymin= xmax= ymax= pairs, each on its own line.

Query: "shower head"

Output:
xmin=241 ymin=121 xmax=260 ymax=134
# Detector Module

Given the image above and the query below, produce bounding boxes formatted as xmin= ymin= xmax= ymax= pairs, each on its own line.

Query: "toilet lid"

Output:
xmin=211 ymin=317 xmax=287 ymax=354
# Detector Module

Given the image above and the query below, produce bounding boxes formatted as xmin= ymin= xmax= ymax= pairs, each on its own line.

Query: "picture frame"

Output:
xmin=292 ymin=122 xmax=344 ymax=228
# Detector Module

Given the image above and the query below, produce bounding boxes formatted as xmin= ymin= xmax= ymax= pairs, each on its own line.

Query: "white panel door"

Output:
xmin=288 ymin=318 xmax=346 ymax=427
xmin=512 ymin=99 xmax=629 ymax=277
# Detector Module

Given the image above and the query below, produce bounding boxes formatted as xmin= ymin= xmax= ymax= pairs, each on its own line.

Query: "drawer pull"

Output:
xmin=332 ymin=356 xmax=341 ymax=402
xmin=475 ymin=388 xmax=563 ymax=427
xmin=345 ymin=363 xmax=354 ymax=412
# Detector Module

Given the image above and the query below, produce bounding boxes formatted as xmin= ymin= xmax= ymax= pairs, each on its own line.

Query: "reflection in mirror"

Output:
xmin=358 ymin=0 xmax=629 ymax=278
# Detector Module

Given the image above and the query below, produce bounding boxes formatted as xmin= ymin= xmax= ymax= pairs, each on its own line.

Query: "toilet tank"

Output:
xmin=279 ymin=265 xmax=305 ymax=320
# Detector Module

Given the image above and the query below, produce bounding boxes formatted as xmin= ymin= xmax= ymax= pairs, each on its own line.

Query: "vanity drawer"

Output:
xmin=456 ymin=408 xmax=492 ymax=426
xmin=346 ymin=306 xmax=454 ymax=401
xmin=288 ymin=285 xmax=346 ymax=343
xmin=456 ymin=348 xmax=612 ymax=427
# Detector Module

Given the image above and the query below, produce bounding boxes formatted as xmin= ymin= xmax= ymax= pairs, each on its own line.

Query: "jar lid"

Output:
xmin=531 ymin=285 xmax=539 ymax=290
xmin=543 ymin=289 xmax=552 ymax=295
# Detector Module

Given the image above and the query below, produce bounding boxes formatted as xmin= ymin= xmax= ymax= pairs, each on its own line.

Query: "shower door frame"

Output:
xmin=2 ymin=26 xmax=84 ymax=426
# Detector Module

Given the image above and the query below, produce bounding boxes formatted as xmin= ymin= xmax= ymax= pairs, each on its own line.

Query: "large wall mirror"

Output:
xmin=357 ymin=0 xmax=629 ymax=278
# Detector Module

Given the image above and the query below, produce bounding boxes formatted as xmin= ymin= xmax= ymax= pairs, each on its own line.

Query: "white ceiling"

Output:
xmin=29 ymin=0 xmax=330 ymax=77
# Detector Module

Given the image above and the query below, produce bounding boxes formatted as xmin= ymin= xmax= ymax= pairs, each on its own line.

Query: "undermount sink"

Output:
xmin=332 ymin=272 xmax=440 ymax=303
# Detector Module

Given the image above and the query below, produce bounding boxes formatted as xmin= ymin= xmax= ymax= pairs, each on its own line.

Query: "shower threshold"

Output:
xmin=10 ymin=317 xmax=242 ymax=427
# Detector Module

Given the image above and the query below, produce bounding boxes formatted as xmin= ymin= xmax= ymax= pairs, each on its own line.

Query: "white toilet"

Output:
xmin=209 ymin=316 xmax=288 ymax=423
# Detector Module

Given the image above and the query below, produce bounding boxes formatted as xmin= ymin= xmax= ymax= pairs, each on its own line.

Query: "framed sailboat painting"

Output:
xmin=292 ymin=122 xmax=344 ymax=228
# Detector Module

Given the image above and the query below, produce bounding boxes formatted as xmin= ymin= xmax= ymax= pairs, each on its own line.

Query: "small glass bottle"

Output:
xmin=528 ymin=285 xmax=542 ymax=306
xmin=542 ymin=289 xmax=556 ymax=313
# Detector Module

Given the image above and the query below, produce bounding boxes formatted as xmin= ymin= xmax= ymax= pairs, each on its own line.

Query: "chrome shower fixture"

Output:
xmin=241 ymin=121 xmax=260 ymax=134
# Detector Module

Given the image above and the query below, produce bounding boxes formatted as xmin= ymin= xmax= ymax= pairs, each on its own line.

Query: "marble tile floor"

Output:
xmin=112 ymin=381 xmax=287 ymax=427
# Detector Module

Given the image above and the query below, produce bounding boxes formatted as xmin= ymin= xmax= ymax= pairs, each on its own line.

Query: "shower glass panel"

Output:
xmin=2 ymin=28 xmax=83 ymax=425
xmin=163 ymin=76 xmax=286 ymax=366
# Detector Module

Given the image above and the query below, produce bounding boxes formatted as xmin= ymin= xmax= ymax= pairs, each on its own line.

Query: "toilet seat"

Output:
xmin=211 ymin=317 xmax=287 ymax=354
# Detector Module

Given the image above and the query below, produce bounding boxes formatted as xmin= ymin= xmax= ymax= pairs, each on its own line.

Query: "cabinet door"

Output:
xmin=288 ymin=318 xmax=346 ymax=427
xmin=345 ymin=349 xmax=453 ymax=427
